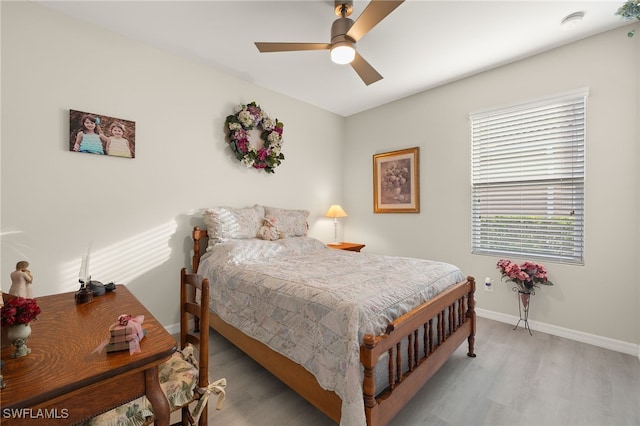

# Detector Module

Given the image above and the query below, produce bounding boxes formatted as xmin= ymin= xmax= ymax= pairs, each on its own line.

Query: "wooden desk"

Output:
xmin=0 ymin=285 xmax=176 ymax=425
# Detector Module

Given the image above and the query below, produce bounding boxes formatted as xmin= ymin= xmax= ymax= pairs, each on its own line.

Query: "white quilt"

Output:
xmin=197 ymin=237 xmax=464 ymax=426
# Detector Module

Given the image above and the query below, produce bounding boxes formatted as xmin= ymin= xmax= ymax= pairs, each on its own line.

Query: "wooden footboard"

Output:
xmin=192 ymin=226 xmax=476 ymax=426
xmin=361 ymin=276 xmax=476 ymax=426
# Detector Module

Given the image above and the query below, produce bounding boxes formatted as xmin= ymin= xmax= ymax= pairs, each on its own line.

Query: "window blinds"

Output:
xmin=470 ymin=89 xmax=587 ymax=264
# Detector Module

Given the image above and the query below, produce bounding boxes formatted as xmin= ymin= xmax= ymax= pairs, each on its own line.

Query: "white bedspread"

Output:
xmin=197 ymin=237 xmax=464 ymax=426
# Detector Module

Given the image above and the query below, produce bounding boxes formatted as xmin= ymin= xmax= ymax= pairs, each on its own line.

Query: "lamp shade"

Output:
xmin=325 ymin=205 xmax=348 ymax=218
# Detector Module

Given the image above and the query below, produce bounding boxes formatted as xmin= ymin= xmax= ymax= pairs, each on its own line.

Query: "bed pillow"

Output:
xmin=262 ymin=206 xmax=310 ymax=237
xmin=203 ymin=205 xmax=264 ymax=249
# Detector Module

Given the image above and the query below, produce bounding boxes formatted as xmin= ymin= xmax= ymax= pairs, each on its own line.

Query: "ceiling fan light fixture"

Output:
xmin=331 ymin=41 xmax=355 ymax=64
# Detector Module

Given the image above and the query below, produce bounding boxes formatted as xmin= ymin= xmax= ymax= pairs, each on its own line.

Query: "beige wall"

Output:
xmin=1 ymin=2 xmax=345 ymax=326
xmin=344 ymin=25 xmax=639 ymax=346
xmin=2 ymin=2 xmax=639 ymax=348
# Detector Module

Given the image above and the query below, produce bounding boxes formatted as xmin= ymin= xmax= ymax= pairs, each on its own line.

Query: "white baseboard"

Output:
xmin=476 ymin=308 xmax=640 ymax=360
xmin=165 ymin=319 xmax=197 ymax=336
xmin=164 ymin=321 xmax=185 ymax=336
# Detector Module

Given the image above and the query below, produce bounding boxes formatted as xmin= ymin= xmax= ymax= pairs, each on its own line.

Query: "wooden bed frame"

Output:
xmin=192 ymin=226 xmax=476 ymax=426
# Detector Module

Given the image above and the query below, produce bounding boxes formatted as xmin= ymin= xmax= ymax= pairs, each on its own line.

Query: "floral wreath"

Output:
xmin=225 ymin=102 xmax=284 ymax=173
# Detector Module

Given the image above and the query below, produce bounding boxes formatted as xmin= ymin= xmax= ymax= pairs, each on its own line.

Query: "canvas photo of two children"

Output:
xmin=69 ymin=109 xmax=136 ymax=158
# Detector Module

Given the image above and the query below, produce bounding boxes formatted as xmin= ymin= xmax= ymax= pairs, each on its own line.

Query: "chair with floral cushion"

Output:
xmin=83 ymin=268 xmax=225 ymax=426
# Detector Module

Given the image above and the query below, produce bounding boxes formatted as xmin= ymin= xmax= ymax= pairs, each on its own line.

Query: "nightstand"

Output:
xmin=328 ymin=242 xmax=365 ymax=252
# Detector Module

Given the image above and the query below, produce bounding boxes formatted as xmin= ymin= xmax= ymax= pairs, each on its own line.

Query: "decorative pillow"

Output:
xmin=262 ymin=206 xmax=310 ymax=237
xmin=203 ymin=205 xmax=264 ymax=250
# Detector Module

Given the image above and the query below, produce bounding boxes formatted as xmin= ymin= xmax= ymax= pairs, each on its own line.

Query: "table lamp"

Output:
xmin=325 ymin=204 xmax=348 ymax=245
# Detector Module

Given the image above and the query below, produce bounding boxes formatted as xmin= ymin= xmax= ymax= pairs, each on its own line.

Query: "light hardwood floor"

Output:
xmin=201 ymin=317 xmax=640 ymax=426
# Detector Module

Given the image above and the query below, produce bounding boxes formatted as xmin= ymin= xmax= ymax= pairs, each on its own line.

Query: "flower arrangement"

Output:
xmin=1 ymin=297 xmax=41 ymax=326
xmin=225 ymin=102 xmax=284 ymax=174
xmin=616 ymin=1 xmax=640 ymax=37
xmin=497 ymin=259 xmax=553 ymax=292
xmin=382 ymin=161 xmax=409 ymax=191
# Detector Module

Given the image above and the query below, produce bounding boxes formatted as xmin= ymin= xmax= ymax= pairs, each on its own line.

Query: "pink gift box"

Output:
xmin=109 ymin=323 xmax=138 ymax=337
xmin=109 ymin=332 xmax=138 ymax=343
xmin=106 ymin=333 xmax=143 ymax=353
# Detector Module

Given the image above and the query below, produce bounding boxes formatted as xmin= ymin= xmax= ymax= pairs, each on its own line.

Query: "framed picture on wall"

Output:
xmin=373 ymin=147 xmax=420 ymax=213
xmin=69 ymin=109 xmax=136 ymax=158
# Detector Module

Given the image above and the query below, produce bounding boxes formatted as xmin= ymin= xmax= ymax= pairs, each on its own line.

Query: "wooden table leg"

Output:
xmin=145 ymin=365 xmax=170 ymax=426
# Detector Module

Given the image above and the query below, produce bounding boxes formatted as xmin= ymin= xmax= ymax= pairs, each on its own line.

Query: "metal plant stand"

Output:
xmin=513 ymin=288 xmax=535 ymax=335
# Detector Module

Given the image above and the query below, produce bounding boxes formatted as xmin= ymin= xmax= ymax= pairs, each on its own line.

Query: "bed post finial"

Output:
xmin=192 ymin=226 xmax=202 ymax=273
xmin=361 ymin=333 xmax=378 ymax=414
xmin=466 ymin=276 xmax=477 ymax=358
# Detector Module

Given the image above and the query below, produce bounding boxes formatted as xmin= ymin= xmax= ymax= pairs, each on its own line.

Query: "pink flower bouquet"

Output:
xmin=496 ymin=259 xmax=554 ymax=292
xmin=1 ymin=297 xmax=41 ymax=326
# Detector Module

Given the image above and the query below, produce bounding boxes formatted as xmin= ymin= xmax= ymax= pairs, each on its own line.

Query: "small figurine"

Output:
xmin=258 ymin=217 xmax=285 ymax=241
xmin=9 ymin=261 xmax=33 ymax=298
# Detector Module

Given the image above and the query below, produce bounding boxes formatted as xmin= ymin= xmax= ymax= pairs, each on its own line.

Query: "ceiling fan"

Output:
xmin=254 ymin=0 xmax=405 ymax=86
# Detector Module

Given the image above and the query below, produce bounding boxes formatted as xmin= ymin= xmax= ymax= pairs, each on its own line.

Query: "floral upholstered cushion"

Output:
xmin=82 ymin=345 xmax=199 ymax=426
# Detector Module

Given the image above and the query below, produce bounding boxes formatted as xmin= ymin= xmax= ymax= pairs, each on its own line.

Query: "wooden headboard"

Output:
xmin=192 ymin=226 xmax=209 ymax=273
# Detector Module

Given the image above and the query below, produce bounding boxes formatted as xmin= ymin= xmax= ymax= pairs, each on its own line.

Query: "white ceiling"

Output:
xmin=35 ymin=1 xmax=630 ymax=116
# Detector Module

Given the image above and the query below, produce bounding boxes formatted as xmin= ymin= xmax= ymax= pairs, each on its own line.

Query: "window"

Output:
xmin=470 ymin=89 xmax=587 ymax=264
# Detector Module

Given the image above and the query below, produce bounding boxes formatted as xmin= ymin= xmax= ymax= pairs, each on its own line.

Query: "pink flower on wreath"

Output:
xmin=233 ymin=129 xmax=247 ymax=142
xmin=247 ymin=105 xmax=261 ymax=120
xmin=257 ymin=148 xmax=268 ymax=161
xmin=236 ymin=140 xmax=249 ymax=154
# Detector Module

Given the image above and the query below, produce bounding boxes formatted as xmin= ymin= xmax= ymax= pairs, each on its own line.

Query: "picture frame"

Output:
xmin=373 ymin=147 xmax=420 ymax=213
xmin=69 ymin=109 xmax=136 ymax=158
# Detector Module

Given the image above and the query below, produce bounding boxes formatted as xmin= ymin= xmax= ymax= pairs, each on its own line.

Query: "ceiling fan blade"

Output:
xmin=255 ymin=42 xmax=331 ymax=53
xmin=351 ymin=52 xmax=383 ymax=85
xmin=346 ymin=0 xmax=404 ymax=42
